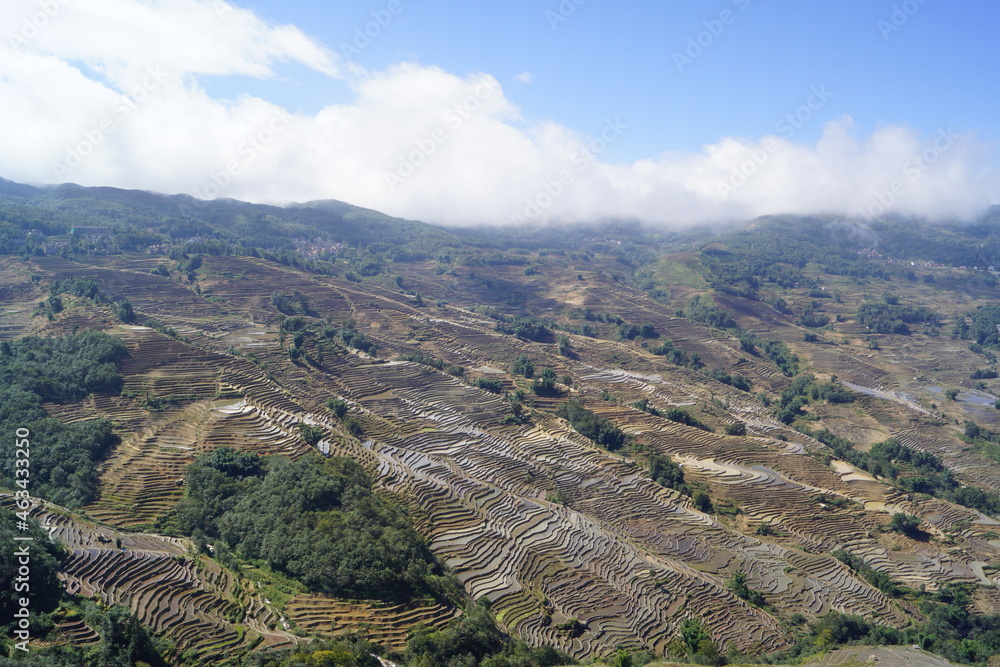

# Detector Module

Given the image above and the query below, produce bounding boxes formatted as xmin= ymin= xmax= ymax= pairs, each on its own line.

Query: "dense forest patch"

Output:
xmin=0 ymin=331 xmax=126 ymax=507
xmin=177 ymin=448 xmax=456 ymax=601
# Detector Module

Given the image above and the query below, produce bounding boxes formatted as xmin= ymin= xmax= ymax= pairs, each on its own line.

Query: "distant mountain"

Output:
xmin=0 ymin=176 xmax=457 ymax=250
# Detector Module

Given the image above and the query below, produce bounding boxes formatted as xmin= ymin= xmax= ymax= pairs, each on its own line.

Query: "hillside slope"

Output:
xmin=4 ymin=183 xmax=1000 ymax=664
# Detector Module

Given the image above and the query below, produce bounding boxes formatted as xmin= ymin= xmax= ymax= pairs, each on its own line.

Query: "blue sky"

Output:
xmin=0 ymin=0 xmax=997 ymax=226
xmin=208 ymin=0 xmax=1000 ymax=163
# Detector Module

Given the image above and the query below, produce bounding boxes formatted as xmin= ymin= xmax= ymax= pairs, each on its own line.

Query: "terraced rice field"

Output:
xmin=13 ymin=253 xmax=1000 ymax=661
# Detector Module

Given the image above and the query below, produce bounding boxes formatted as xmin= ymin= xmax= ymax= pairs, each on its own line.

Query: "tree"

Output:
xmin=650 ymin=454 xmax=686 ymax=493
xmin=0 ymin=509 xmax=63 ymax=620
xmin=945 ymin=388 xmax=960 ymax=401
xmin=327 ymin=398 xmax=349 ymax=418
xmin=724 ymin=421 xmax=746 ymax=436
xmin=297 ymin=423 xmax=326 ymax=447
xmin=728 ymin=571 xmax=766 ymax=607
xmin=692 ymin=490 xmax=713 ymax=513
xmin=889 ymin=512 xmax=922 ymax=537
xmin=557 ymin=335 xmax=574 ymax=358
xmin=532 ymin=368 xmax=561 ymax=396
xmin=512 ymin=355 xmax=535 ymax=378
xmin=557 ymin=400 xmax=627 ymax=451
xmin=178 ymin=453 xmax=444 ymax=600
xmin=679 ymin=617 xmax=709 ymax=655
xmin=477 ymin=378 xmax=504 ymax=394
xmin=111 ymin=299 xmax=136 ymax=324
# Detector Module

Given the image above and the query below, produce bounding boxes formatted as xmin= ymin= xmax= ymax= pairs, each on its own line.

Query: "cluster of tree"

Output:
xmin=617 ymin=322 xmax=657 ymax=341
xmin=0 ymin=179 xmax=468 ymax=260
xmin=269 ymin=290 xmax=313 ymax=316
xmin=0 ymin=508 xmax=63 ymax=624
xmin=0 ymin=604 xmax=168 ymax=667
xmin=249 ymin=636 xmax=382 ymax=667
xmin=496 ymin=315 xmax=553 ymax=343
xmin=727 ymin=572 xmax=766 ymax=607
xmin=831 ymin=548 xmax=904 ymax=598
xmin=280 ymin=315 xmax=307 ymax=332
xmin=724 ymin=422 xmax=747 ymax=436
xmin=174 ymin=253 xmax=202 ymax=277
xmin=873 ymin=214 xmax=1000 ymax=268
xmin=809 ymin=378 xmax=855 ymax=403
xmin=629 ymin=398 xmax=711 ymax=432
xmin=455 ymin=252 xmax=531 ymax=267
xmin=568 ymin=308 xmax=625 ymax=325
xmin=176 ymin=448 xmax=454 ymax=601
xmin=397 ymin=351 xmax=465 ymax=377
xmin=960 ymin=423 xmax=1000 ymax=504
xmin=814 ymin=429 xmax=1000 ymax=517
xmin=556 ymin=400 xmax=627 ymax=451
xmin=674 ymin=618 xmax=723 ymax=666
xmin=556 ymin=335 xmax=575 ymax=358
xmin=336 ymin=320 xmax=377 ymax=355
xmin=649 ymin=453 xmax=688 ymax=495
xmin=649 ymin=338 xmax=700 ymax=368
xmin=511 ymin=355 xmax=535 ymax=378
xmin=0 ymin=220 xmax=47 ymax=256
xmin=705 ymin=368 xmax=752 ymax=392
xmin=856 ymin=301 xmax=940 ymax=335
xmin=693 ymin=217 xmax=912 ymax=297
xmin=663 ymin=407 xmax=711 ymax=432
xmin=560 ymin=321 xmax=598 ymax=338
xmin=773 ymin=375 xmax=853 ymax=424
xmin=33 ymin=294 xmax=64 ymax=320
xmin=532 ymin=368 xmax=562 ymax=397
xmin=49 ymin=276 xmax=103 ymax=302
xmin=765 ymin=585 xmax=1000 ymax=666
xmin=0 ymin=331 xmax=126 ymax=507
xmin=796 ymin=304 xmax=830 ymax=328
xmin=684 ymin=295 xmax=737 ymax=330
xmin=955 ymin=303 xmax=1000 ymax=349
xmin=326 ymin=398 xmax=349 ymax=418
xmin=476 ymin=378 xmax=505 ymax=394
xmin=888 ymin=512 xmax=923 ymax=537
xmin=402 ymin=600 xmax=575 ymax=667
xmin=630 ymin=398 xmax=662 ymax=417
xmin=738 ymin=333 xmax=799 ymax=376
xmin=110 ymin=299 xmax=135 ymax=324
xmin=698 ymin=237 xmax=820 ymax=300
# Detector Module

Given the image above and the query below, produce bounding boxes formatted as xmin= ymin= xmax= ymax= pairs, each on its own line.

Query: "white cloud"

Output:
xmin=0 ymin=0 xmax=997 ymax=227
xmin=515 ymin=71 xmax=533 ymax=85
xmin=2 ymin=0 xmax=339 ymax=82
